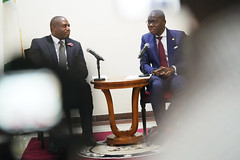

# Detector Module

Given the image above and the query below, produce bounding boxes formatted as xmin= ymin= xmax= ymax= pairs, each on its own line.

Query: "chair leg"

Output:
xmin=141 ymin=103 xmax=147 ymax=136
xmin=140 ymin=87 xmax=147 ymax=137
xmin=65 ymin=110 xmax=73 ymax=134
xmin=37 ymin=131 xmax=44 ymax=149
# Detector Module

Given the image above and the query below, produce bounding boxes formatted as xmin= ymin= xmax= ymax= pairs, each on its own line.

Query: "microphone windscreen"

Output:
xmin=145 ymin=43 xmax=150 ymax=48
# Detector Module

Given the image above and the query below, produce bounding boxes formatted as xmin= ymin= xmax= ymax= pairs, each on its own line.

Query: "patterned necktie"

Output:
xmin=158 ymin=37 xmax=168 ymax=67
xmin=59 ymin=40 xmax=67 ymax=70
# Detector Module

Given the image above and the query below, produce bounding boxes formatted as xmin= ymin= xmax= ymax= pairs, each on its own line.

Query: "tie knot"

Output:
xmin=157 ymin=36 xmax=162 ymax=40
xmin=59 ymin=40 xmax=64 ymax=45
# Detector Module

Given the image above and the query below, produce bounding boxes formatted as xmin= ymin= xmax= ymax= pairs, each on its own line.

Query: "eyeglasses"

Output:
xmin=145 ymin=20 xmax=158 ymax=25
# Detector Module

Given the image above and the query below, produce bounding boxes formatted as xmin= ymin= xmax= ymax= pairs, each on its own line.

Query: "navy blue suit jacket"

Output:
xmin=140 ymin=29 xmax=186 ymax=74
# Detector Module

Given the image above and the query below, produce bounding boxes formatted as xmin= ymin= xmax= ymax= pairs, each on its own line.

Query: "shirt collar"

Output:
xmin=51 ymin=35 xmax=65 ymax=44
xmin=156 ymin=28 xmax=167 ymax=38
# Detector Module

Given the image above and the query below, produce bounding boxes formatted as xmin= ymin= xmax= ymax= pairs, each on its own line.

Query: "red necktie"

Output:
xmin=158 ymin=37 xmax=168 ymax=67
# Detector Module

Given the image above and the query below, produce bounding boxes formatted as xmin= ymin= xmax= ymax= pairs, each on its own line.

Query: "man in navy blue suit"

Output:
xmin=140 ymin=10 xmax=187 ymax=125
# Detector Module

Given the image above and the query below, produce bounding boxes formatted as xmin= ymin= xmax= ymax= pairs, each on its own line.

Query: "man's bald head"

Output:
xmin=147 ymin=10 xmax=166 ymax=36
xmin=148 ymin=10 xmax=165 ymax=20
xmin=50 ymin=16 xmax=66 ymax=29
xmin=50 ymin=16 xmax=70 ymax=40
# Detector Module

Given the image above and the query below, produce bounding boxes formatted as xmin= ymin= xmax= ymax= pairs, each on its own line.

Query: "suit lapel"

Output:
xmin=46 ymin=36 xmax=58 ymax=66
xmin=149 ymin=34 xmax=161 ymax=66
xmin=167 ymin=29 xmax=176 ymax=66
xmin=65 ymin=38 xmax=74 ymax=67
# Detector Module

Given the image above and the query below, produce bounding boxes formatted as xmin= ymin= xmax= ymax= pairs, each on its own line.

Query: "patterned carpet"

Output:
xmin=21 ymin=129 xmax=163 ymax=160
xmin=79 ymin=140 xmax=160 ymax=159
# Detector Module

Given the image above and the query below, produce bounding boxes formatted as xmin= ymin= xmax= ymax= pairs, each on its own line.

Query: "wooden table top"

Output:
xmin=91 ymin=76 xmax=150 ymax=89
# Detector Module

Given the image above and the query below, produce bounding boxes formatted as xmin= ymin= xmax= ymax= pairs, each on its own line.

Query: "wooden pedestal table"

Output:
xmin=91 ymin=76 xmax=149 ymax=146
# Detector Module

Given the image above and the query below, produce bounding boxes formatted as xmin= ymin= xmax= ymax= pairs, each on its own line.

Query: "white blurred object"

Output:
xmin=115 ymin=0 xmax=181 ymax=20
xmin=150 ymin=0 xmax=181 ymax=14
xmin=115 ymin=0 xmax=150 ymax=20
xmin=0 ymin=69 xmax=63 ymax=133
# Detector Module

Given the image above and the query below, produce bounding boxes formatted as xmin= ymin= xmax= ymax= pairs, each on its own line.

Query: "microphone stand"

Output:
xmin=94 ymin=59 xmax=105 ymax=81
xmin=139 ymin=55 xmax=150 ymax=77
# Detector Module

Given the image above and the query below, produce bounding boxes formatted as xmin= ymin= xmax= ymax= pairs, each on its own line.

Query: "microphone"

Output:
xmin=86 ymin=48 xmax=104 ymax=61
xmin=138 ymin=43 xmax=150 ymax=58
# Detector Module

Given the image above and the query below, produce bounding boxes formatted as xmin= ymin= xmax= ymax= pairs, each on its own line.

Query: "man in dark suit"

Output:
xmin=140 ymin=10 xmax=187 ymax=125
xmin=27 ymin=16 xmax=96 ymax=151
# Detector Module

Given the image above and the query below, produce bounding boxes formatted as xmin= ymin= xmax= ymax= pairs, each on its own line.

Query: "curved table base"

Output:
xmin=91 ymin=77 xmax=149 ymax=146
xmin=106 ymin=132 xmax=143 ymax=146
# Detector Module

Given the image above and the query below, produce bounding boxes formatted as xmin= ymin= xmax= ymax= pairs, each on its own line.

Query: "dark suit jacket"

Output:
xmin=27 ymin=35 xmax=92 ymax=108
xmin=28 ymin=35 xmax=88 ymax=80
xmin=140 ymin=29 xmax=186 ymax=74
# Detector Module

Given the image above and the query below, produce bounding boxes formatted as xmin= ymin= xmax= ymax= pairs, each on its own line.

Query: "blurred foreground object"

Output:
xmin=0 ymin=69 xmax=63 ymax=133
xmin=181 ymin=0 xmax=240 ymax=22
xmin=149 ymin=2 xmax=240 ymax=160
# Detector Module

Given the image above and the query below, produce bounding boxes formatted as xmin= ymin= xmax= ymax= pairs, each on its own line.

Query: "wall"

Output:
xmin=2 ymin=0 xmax=194 ymax=115
xmin=0 ymin=2 xmax=3 ymax=73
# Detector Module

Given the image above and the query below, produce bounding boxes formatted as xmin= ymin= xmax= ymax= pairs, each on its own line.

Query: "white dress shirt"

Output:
xmin=156 ymin=28 xmax=168 ymax=62
xmin=51 ymin=35 xmax=67 ymax=65
xmin=156 ymin=28 xmax=177 ymax=74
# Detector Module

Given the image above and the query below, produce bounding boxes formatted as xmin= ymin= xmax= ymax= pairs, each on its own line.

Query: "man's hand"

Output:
xmin=152 ymin=66 xmax=175 ymax=79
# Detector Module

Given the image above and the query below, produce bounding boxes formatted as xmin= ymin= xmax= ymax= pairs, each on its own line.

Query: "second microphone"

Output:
xmin=87 ymin=48 xmax=104 ymax=61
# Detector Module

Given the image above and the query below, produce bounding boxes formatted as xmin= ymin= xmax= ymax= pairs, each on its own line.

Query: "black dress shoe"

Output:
xmin=148 ymin=126 xmax=158 ymax=135
xmin=48 ymin=140 xmax=61 ymax=154
xmin=147 ymin=126 xmax=159 ymax=146
xmin=82 ymin=134 xmax=97 ymax=146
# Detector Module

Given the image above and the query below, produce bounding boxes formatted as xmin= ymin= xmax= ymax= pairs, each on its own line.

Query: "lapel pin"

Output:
xmin=67 ymin=43 xmax=73 ymax=47
xmin=172 ymin=38 xmax=175 ymax=41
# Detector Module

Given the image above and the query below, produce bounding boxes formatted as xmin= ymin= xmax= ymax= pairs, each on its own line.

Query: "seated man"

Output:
xmin=140 ymin=10 xmax=187 ymax=125
xmin=27 ymin=16 xmax=96 ymax=152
